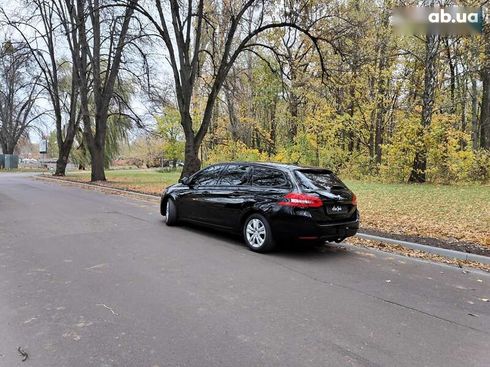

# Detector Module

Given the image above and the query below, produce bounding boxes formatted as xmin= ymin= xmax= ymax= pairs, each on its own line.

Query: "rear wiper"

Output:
xmin=303 ymin=185 xmax=344 ymax=192
xmin=315 ymin=190 xmax=344 ymax=200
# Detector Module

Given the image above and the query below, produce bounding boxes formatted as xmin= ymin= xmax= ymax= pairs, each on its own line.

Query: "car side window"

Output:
xmin=218 ymin=165 xmax=250 ymax=186
xmin=251 ymin=168 xmax=290 ymax=188
xmin=191 ymin=165 xmax=223 ymax=186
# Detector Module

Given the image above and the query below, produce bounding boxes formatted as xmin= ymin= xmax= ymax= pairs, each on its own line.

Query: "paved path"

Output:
xmin=0 ymin=173 xmax=489 ymax=366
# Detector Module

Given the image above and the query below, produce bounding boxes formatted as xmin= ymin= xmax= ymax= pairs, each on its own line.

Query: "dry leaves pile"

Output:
xmin=349 ymin=237 xmax=490 ymax=272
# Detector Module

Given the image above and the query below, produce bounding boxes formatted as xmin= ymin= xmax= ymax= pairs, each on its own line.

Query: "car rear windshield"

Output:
xmin=294 ymin=170 xmax=345 ymax=191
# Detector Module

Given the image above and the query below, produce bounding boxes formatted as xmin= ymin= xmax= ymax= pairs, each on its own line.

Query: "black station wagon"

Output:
xmin=161 ymin=162 xmax=359 ymax=252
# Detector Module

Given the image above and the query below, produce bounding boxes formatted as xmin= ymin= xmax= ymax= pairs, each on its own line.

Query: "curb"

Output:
xmin=356 ymin=233 xmax=490 ymax=265
xmin=36 ymin=175 xmax=161 ymax=201
xmin=37 ymin=174 xmax=489 ymax=265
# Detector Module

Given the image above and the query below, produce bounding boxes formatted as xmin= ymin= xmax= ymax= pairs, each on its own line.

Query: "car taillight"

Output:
xmin=352 ymin=194 xmax=357 ymax=206
xmin=279 ymin=193 xmax=323 ymax=208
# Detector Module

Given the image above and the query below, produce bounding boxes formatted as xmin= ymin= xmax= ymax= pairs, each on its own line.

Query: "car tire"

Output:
xmin=243 ymin=214 xmax=276 ymax=253
xmin=165 ymin=198 xmax=178 ymax=226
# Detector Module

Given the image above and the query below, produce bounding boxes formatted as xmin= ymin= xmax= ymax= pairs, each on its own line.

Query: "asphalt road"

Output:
xmin=0 ymin=173 xmax=489 ymax=367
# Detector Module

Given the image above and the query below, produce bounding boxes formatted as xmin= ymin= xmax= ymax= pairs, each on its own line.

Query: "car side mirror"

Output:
xmin=179 ymin=176 xmax=191 ymax=186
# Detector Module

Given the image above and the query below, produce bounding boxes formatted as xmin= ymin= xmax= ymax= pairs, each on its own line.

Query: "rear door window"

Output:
xmin=218 ymin=164 xmax=250 ymax=186
xmin=251 ymin=167 xmax=290 ymax=188
xmin=294 ymin=170 xmax=345 ymax=190
xmin=191 ymin=165 xmax=223 ymax=186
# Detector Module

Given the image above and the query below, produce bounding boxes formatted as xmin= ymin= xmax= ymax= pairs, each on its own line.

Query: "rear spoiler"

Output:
xmin=295 ymin=169 xmax=334 ymax=175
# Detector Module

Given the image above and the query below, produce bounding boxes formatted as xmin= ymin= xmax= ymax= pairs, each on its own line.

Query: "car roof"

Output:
xmin=215 ymin=161 xmax=331 ymax=172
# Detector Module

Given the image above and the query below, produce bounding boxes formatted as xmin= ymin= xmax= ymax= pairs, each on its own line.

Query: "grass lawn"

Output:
xmin=61 ymin=169 xmax=489 ymax=247
xmin=64 ymin=168 xmax=181 ymax=195
xmin=345 ymin=180 xmax=490 ymax=247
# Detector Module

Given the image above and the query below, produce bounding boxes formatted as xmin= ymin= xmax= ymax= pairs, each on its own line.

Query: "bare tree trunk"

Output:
xmin=368 ymin=123 xmax=374 ymax=159
xmin=2 ymin=143 xmax=14 ymax=155
xmin=224 ymin=85 xmax=240 ymax=141
xmin=374 ymin=56 xmax=387 ymax=165
xmin=269 ymin=96 xmax=277 ymax=157
xmin=471 ymin=77 xmax=479 ymax=150
xmin=54 ymin=94 xmax=79 ymax=176
xmin=459 ymin=78 xmax=467 ymax=150
xmin=480 ymin=24 xmax=490 ymax=149
xmin=373 ymin=3 xmax=391 ymax=165
xmin=445 ymin=38 xmax=456 ymax=113
xmin=347 ymin=83 xmax=355 ymax=153
xmin=90 ymin=140 xmax=106 ymax=181
xmin=55 ymin=143 xmax=72 ymax=175
xmin=53 ymin=60 xmax=81 ymax=176
xmin=182 ymin=145 xmax=201 ymax=178
xmin=288 ymin=90 xmax=299 ymax=141
xmin=481 ymin=79 xmax=490 ymax=149
xmin=182 ymin=137 xmax=201 ymax=178
xmin=409 ymin=31 xmax=439 ymax=183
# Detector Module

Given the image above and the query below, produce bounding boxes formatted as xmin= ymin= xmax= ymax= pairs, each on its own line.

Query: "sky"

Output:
xmin=0 ymin=0 xmax=174 ymax=145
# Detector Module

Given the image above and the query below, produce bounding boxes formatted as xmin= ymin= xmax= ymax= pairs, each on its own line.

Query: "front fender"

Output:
xmin=160 ymin=194 xmax=177 ymax=216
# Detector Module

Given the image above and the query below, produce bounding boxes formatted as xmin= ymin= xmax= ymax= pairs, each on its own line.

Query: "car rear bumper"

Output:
xmin=270 ymin=210 xmax=359 ymax=241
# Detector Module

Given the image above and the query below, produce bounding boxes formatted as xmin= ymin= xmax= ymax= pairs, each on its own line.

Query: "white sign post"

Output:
xmin=39 ymin=140 xmax=48 ymax=154
xmin=39 ymin=139 xmax=48 ymax=169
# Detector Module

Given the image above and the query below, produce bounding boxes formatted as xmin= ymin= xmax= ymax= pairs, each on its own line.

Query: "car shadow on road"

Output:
xmin=278 ymin=241 xmax=350 ymax=260
xmin=176 ymin=222 xmax=350 ymax=260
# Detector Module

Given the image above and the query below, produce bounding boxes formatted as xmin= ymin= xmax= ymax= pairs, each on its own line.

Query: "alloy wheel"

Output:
xmin=246 ymin=218 xmax=266 ymax=248
xmin=165 ymin=200 xmax=173 ymax=224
